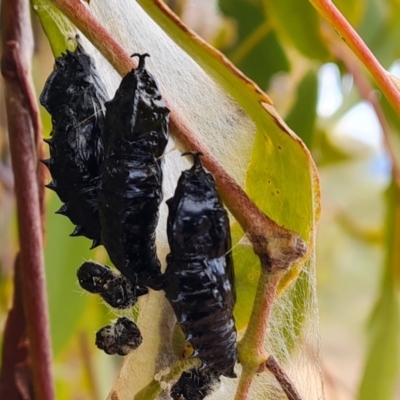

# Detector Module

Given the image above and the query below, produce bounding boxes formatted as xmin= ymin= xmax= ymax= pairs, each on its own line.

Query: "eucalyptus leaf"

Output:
xmin=334 ymin=0 xmax=365 ymax=27
xmin=285 ymin=70 xmax=318 ymax=150
xmin=219 ymin=0 xmax=289 ymax=88
xmin=32 ymin=0 xmax=76 ymax=55
xmin=262 ymin=0 xmax=329 ymax=60
xmin=358 ymin=183 xmax=400 ymax=400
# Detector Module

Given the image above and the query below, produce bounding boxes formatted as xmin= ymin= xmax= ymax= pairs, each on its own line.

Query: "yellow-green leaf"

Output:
xmin=44 ymin=193 xmax=93 ymax=356
xmin=263 ymin=0 xmax=329 ymax=60
xmin=32 ymin=0 xmax=76 ymax=56
xmin=334 ymin=0 xmax=365 ymax=27
xmin=219 ymin=0 xmax=290 ymax=88
xmin=358 ymin=183 xmax=400 ymax=400
xmin=285 ymin=69 xmax=319 ymax=148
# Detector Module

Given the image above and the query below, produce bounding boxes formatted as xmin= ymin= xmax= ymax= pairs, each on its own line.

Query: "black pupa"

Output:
xmin=164 ymin=152 xmax=237 ymax=399
xmin=97 ymin=53 xmax=169 ymax=291
xmin=40 ymin=35 xmax=109 ymax=249
xmin=77 ymin=53 xmax=168 ymax=355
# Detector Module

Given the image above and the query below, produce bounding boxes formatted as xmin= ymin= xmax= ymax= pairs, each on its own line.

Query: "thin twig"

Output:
xmin=1 ymin=0 xmax=55 ymax=399
xmin=265 ymin=355 xmax=302 ymax=400
xmin=309 ymin=0 xmax=400 ymax=117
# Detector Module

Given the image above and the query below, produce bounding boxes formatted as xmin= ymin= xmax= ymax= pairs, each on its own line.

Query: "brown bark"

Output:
xmin=0 ymin=0 xmax=54 ymax=399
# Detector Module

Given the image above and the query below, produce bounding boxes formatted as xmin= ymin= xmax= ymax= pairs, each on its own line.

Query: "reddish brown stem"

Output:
xmin=310 ymin=0 xmax=400 ymax=117
xmin=0 ymin=0 xmax=45 ymax=225
xmin=8 ymin=0 xmax=46 ymax=230
xmin=1 ymin=0 xmax=54 ymax=399
xmin=235 ymin=270 xmax=281 ymax=400
xmin=0 ymin=27 xmax=45 ymax=228
xmin=235 ymin=256 xmax=304 ymax=400
xmin=234 ymin=368 xmax=254 ymax=400
xmin=51 ymin=0 xmax=133 ymax=76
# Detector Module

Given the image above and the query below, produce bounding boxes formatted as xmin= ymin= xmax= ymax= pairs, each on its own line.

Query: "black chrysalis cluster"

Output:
xmin=164 ymin=153 xmax=238 ymax=398
xmin=42 ymin=39 xmax=169 ymax=356
xmin=42 ymin=39 xmax=238 ymax=397
xmin=40 ymin=36 xmax=108 ymax=249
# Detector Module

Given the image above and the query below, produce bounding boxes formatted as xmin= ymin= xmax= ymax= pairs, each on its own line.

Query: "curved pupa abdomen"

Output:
xmin=40 ymin=36 xmax=109 ymax=248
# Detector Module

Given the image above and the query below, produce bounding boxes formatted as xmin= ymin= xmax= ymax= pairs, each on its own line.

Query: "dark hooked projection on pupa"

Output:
xmin=164 ymin=153 xmax=237 ymax=399
xmin=40 ymin=35 xmax=109 ymax=249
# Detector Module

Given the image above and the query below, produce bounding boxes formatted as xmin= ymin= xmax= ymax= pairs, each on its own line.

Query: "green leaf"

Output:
xmin=358 ymin=183 xmax=400 ymax=400
xmin=377 ymin=91 xmax=400 ymax=170
xmin=262 ymin=0 xmax=330 ymax=60
xmin=246 ymin=124 xmax=314 ymax=239
xmin=44 ymin=193 xmax=93 ymax=357
xmin=357 ymin=0 xmax=385 ymax=47
xmin=334 ymin=0 xmax=365 ymax=27
xmin=219 ymin=0 xmax=289 ymax=88
xmin=357 ymin=0 xmax=400 ymax=68
xmin=31 ymin=0 xmax=76 ymax=56
xmin=231 ymin=224 xmax=260 ymax=331
xmin=233 ymin=31 xmax=290 ymax=89
xmin=285 ymin=69 xmax=318 ymax=148
xmin=313 ymin=129 xmax=352 ymax=166
xmin=358 ymin=291 xmax=400 ymax=400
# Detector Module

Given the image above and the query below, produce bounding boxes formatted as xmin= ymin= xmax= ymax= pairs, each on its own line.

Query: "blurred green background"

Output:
xmin=1 ymin=0 xmax=400 ymax=399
